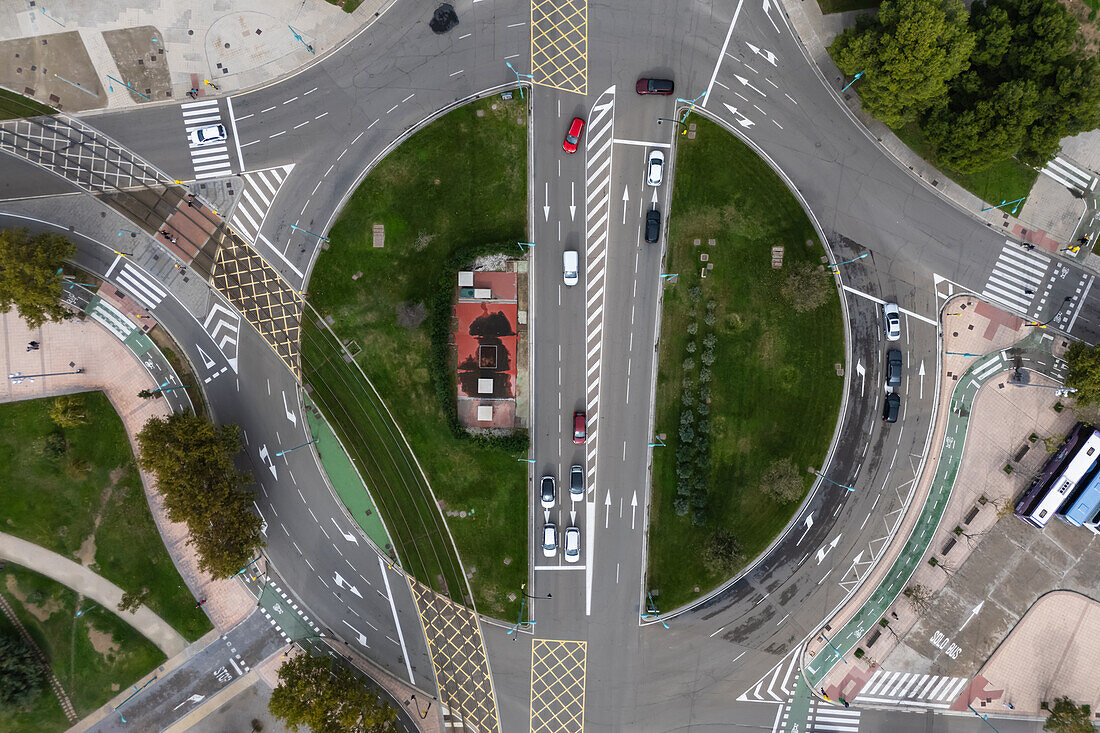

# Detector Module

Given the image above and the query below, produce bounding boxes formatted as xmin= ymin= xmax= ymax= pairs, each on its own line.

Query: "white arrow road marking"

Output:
xmin=760 ymin=0 xmax=781 ymax=33
xmin=856 ymin=360 xmax=865 ymax=398
xmin=333 ymin=571 xmax=363 ymax=598
xmin=604 ymin=490 xmax=612 ymax=529
xmin=631 ymin=490 xmax=638 ymax=530
xmin=734 ymin=74 xmax=767 ymax=97
xmin=253 ymin=502 xmax=267 ymax=535
xmin=745 ymin=42 xmax=778 ymax=66
xmin=959 ymin=600 xmax=984 ymax=631
xmin=543 ymin=181 xmax=550 ymax=221
xmin=282 ymin=391 xmax=297 ymax=426
xmin=196 ymin=345 xmax=216 ymax=369
xmin=919 ymin=360 xmax=926 ymax=399
xmin=258 ymin=444 xmax=277 ymax=479
xmin=816 ymin=534 xmax=842 ymax=564
xmin=621 ymin=185 xmax=629 ymax=225
xmin=341 ymin=619 xmax=370 ymax=647
xmin=722 ymin=103 xmax=756 ymax=128
xmin=173 ymin=694 xmax=205 ymax=710
xmin=331 ymin=518 xmax=358 ymax=544
xmin=570 ymin=181 xmax=576 ymax=221
xmin=570 ymin=509 xmax=577 ymax=524
xmin=651 ymin=188 xmax=658 ymax=205
xmin=796 ymin=512 xmax=814 ymax=544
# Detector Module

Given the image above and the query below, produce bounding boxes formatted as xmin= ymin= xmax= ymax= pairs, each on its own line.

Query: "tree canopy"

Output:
xmin=49 ymin=394 xmax=88 ymax=428
xmin=759 ymin=457 xmax=805 ymax=504
xmin=830 ymin=0 xmax=975 ymax=127
xmin=0 ymin=228 xmax=76 ymax=329
xmin=0 ymin=634 xmax=45 ymax=708
xmin=1044 ymin=696 xmax=1094 ymax=733
xmin=1063 ymin=342 xmax=1100 ymax=406
xmin=269 ymin=654 xmax=397 ymax=733
xmin=136 ymin=412 xmax=263 ymax=578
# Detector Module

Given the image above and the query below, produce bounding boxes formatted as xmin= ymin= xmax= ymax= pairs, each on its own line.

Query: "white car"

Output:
xmin=882 ymin=302 xmax=901 ymax=342
xmin=540 ymin=475 xmax=556 ymax=509
xmin=647 ymin=149 xmax=665 ymax=187
xmin=563 ymin=250 xmax=579 ymax=287
xmin=189 ymin=124 xmax=227 ymax=147
xmin=564 ymin=526 xmax=581 ymax=563
xmin=542 ymin=523 xmax=558 ymax=558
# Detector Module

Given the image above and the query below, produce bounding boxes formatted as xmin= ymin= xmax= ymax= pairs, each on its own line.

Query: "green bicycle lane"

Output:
xmin=803 ymin=333 xmax=1064 ymax=689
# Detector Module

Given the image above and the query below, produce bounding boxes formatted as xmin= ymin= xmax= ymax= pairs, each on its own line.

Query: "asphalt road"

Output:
xmin=2 ymin=0 xmax=1098 ymax=730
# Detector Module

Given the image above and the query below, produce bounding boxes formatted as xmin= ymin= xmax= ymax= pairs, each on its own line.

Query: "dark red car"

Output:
xmin=563 ymin=117 xmax=585 ymax=154
xmin=573 ymin=411 xmax=586 ymax=445
xmin=636 ymin=78 xmax=675 ymax=95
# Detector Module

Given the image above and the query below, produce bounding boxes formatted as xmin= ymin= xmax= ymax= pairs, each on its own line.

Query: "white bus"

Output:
xmin=1023 ymin=433 xmax=1100 ymax=528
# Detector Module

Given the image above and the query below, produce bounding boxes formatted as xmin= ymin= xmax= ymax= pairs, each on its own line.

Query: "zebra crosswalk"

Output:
xmin=981 ymin=241 xmax=1051 ymax=317
xmin=181 ymin=99 xmax=234 ymax=180
xmin=855 ymin=671 xmax=967 ymax=709
xmin=229 ymin=165 xmax=293 ymax=244
xmin=777 ymin=700 xmax=861 ymax=733
xmin=1041 ymin=155 xmax=1097 ymax=193
xmin=104 ymin=258 xmax=168 ymax=310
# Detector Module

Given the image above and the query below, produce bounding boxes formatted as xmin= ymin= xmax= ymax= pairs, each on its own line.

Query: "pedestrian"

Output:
xmin=171 ymin=236 xmax=179 ymax=244
xmin=1022 ymin=243 xmax=1035 ymax=251
xmin=1025 ymin=288 xmax=1035 ymax=295
xmin=195 ymin=598 xmax=206 ymax=608
xmin=186 ymin=194 xmax=195 ymax=208
xmin=891 ymin=611 xmax=898 ymax=619
xmin=26 ymin=341 xmax=39 ymax=352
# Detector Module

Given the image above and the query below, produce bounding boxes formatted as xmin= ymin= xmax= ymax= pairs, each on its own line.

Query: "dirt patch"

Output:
xmin=1061 ymin=0 xmax=1100 ymax=53
xmin=87 ymin=627 xmax=119 ymax=657
xmin=73 ymin=534 xmax=97 ymax=567
xmin=5 ymin=575 xmax=61 ymax=622
xmin=757 ymin=330 xmax=780 ymax=367
xmin=737 ymin=436 xmax=752 ymax=453
xmin=396 ymin=302 xmax=427 ymax=329
xmin=73 ymin=470 xmax=122 ymax=567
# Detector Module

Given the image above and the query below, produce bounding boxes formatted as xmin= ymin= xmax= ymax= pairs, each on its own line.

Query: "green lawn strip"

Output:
xmin=818 ymin=0 xmax=880 ymax=13
xmin=0 ymin=87 xmax=56 ymax=120
xmin=0 ymin=392 xmax=212 ymax=641
xmin=647 ymin=117 xmax=845 ymax=611
xmin=0 ymin=564 xmax=165 ymax=731
xmin=303 ymin=94 xmax=528 ymax=617
xmin=891 ymin=123 xmax=1037 ymax=211
xmin=324 ymin=0 xmax=363 ymax=12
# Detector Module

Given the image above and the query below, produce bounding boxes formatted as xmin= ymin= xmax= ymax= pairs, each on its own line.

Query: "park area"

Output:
xmin=303 ymin=93 xmax=528 ymax=617
xmin=647 ymin=117 xmax=845 ymax=611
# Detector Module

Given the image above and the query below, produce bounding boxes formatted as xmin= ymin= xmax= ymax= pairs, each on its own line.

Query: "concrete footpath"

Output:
xmin=0 ymin=309 xmax=255 ymax=633
xmin=0 ymin=532 xmax=187 ymax=656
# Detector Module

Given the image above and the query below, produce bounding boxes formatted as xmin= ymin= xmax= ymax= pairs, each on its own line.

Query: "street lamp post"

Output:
xmin=812 ymin=469 xmax=854 ymax=493
xmin=408 ymin=694 xmax=431 ymax=719
xmin=945 ymin=351 xmax=984 ymax=358
xmin=981 ymin=197 xmax=1026 ymax=215
xmin=967 ymin=702 xmax=1002 ymax=733
xmin=9 ymin=368 xmax=84 ymax=380
xmin=641 ymin=592 xmax=669 ymax=628
xmin=505 ymin=62 xmax=534 ymax=98
xmin=657 ymin=117 xmax=688 ymax=135
xmin=520 ymin=583 xmax=551 ymax=600
xmin=828 ymin=252 xmax=869 ymax=273
xmin=840 ymin=71 xmax=864 ymax=92
xmin=275 ymin=439 xmax=318 ymax=457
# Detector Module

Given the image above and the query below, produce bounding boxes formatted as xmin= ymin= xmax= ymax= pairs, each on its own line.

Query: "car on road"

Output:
xmin=563 ymin=117 xmax=585 ymax=154
xmin=189 ymin=124 xmax=227 ymax=147
xmin=636 ymin=78 xmax=675 ymax=95
xmin=886 ymin=349 xmax=903 ymax=388
xmin=647 ymin=150 xmax=665 ymax=187
xmin=645 ymin=208 xmax=661 ymax=244
xmin=573 ymin=411 xmax=586 ymax=445
xmin=540 ymin=475 xmax=556 ymax=509
xmin=882 ymin=392 xmax=900 ymax=423
xmin=883 ymin=302 xmax=901 ymax=341
xmin=542 ymin=522 xmax=558 ymax=558
xmin=563 ymin=249 xmax=579 ymax=287
xmin=569 ymin=464 xmax=584 ymax=501
xmin=564 ymin=526 xmax=581 ymax=563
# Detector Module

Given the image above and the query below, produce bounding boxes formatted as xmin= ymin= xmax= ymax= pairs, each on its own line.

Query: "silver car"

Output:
xmin=647 ymin=149 xmax=665 ymax=187
xmin=540 ymin=475 xmax=556 ymax=509
xmin=564 ymin=526 xmax=581 ymax=563
xmin=569 ymin=464 xmax=584 ymax=502
xmin=542 ymin=523 xmax=558 ymax=558
xmin=882 ymin=302 xmax=901 ymax=342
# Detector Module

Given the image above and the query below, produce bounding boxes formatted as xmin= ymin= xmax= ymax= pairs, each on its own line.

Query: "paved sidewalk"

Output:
xmin=0 ymin=0 xmax=396 ymax=112
xmin=778 ymin=0 xmax=1087 ymax=248
xmin=0 ymin=310 xmax=255 ymax=632
xmin=0 ymin=532 xmax=187 ymax=656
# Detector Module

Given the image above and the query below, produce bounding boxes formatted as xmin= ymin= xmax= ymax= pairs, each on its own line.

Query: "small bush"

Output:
xmin=683 ymin=357 xmax=695 ymax=371
xmin=854 ymin=648 xmax=865 ymax=659
xmin=758 ymin=457 xmax=804 ymax=504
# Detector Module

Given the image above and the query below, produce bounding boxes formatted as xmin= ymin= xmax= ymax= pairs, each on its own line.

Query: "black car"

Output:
xmin=886 ymin=349 xmax=903 ymax=387
xmin=882 ymin=392 xmax=900 ymax=423
xmin=569 ymin=464 xmax=584 ymax=501
xmin=645 ymin=208 xmax=661 ymax=244
xmin=636 ymin=78 xmax=675 ymax=95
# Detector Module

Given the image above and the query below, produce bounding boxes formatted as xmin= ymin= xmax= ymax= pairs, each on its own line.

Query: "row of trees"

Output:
xmin=136 ymin=412 xmax=264 ymax=579
xmin=832 ymin=0 xmax=1100 ymax=173
xmin=0 ymin=227 xmax=76 ymax=329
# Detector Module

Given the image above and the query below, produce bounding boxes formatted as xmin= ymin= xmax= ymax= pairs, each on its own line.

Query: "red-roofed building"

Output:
xmin=455 ymin=270 xmax=519 ymax=429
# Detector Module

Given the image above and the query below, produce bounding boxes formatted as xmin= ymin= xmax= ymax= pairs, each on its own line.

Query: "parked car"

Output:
xmin=569 ymin=464 xmax=584 ymax=501
xmin=647 ymin=149 xmax=665 ymax=187
xmin=882 ymin=392 xmax=900 ymax=423
xmin=645 ymin=208 xmax=661 ymax=244
xmin=542 ymin=522 xmax=558 ymax=558
xmin=564 ymin=526 xmax=581 ymax=563
xmin=563 ymin=249 xmax=579 ymax=287
xmin=886 ymin=349 xmax=903 ymax=387
xmin=189 ymin=124 xmax=227 ymax=147
xmin=573 ymin=411 xmax=586 ymax=445
xmin=540 ymin=475 xmax=556 ymax=509
xmin=883 ymin=302 xmax=901 ymax=341
xmin=635 ymin=78 xmax=675 ymax=95
xmin=563 ymin=117 xmax=585 ymax=154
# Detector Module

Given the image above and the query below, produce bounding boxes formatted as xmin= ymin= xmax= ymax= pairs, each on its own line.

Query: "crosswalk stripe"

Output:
xmin=184 ymin=115 xmax=223 ymax=129
xmin=194 ymin=160 xmax=232 ymax=173
xmin=255 ymin=169 xmax=280 ymax=198
xmin=249 ymin=176 xmax=273 ymax=206
xmin=181 ymin=99 xmax=219 ymax=111
xmin=916 ymin=676 xmax=939 ymax=698
xmin=997 ymin=250 xmax=1048 ymax=276
xmin=899 ymin=674 xmax=924 ymax=697
xmin=940 ymin=677 xmax=969 ymax=701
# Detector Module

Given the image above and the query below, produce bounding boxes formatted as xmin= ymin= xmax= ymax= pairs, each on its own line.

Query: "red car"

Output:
xmin=636 ymin=78 xmax=675 ymax=95
xmin=563 ymin=117 xmax=585 ymax=154
xmin=573 ymin=411 xmax=586 ymax=445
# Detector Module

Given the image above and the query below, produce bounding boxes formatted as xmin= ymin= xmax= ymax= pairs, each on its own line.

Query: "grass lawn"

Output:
xmin=324 ymin=0 xmax=364 ymax=11
xmin=891 ymin=123 xmax=1038 ymax=212
xmin=818 ymin=0 xmax=880 ymax=13
xmin=304 ymin=94 xmax=528 ymax=617
xmin=0 ymin=564 xmax=165 ymax=732
xmin=647 ymin=117 xmax=845 ymax=611
xmin=0 ymin=392 xmax=212 ymax=641
xmin=0 ymin=87 xmax=56 ymax=120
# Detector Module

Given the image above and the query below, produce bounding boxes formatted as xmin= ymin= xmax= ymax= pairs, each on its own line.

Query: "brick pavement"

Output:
xmin=0 ymin=310 xmax=254 ymax=632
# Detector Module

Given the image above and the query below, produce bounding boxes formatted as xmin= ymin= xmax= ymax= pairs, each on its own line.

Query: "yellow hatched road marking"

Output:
xmin=531 ymin=0 xmax=588 ymax=95
xmin=530 ymin=639 xmax=586 ymax=733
